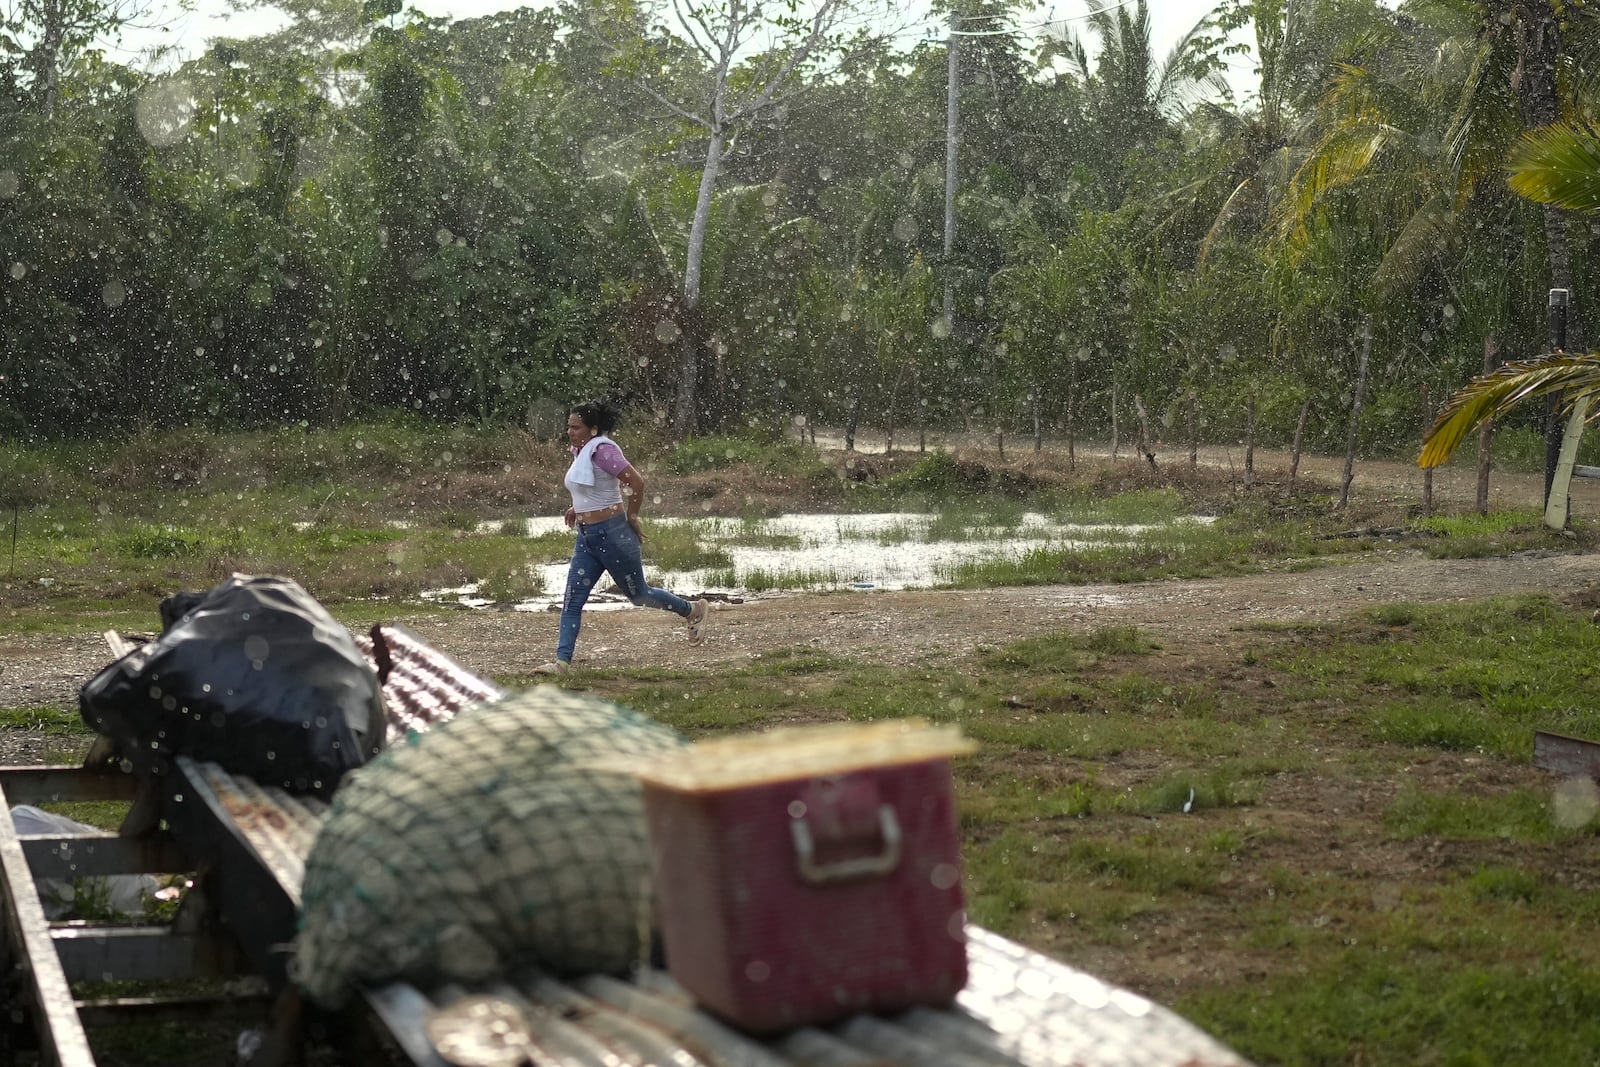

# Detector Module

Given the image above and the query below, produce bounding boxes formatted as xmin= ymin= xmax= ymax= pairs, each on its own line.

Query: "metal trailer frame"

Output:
xmin=0 ymin=765 xmax=272 ymax=1066
xmin=0 ymin=626 xmax=1254 ymax=1067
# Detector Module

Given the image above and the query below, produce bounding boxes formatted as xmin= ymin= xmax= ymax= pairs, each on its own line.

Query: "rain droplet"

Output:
xmin=0 ymin=171 xmax=18 ymax=198
xmin=8 ymin=262 xmax=23 ymax=280
xmin=102 ymin=280 xmax=128 ymax=308
xmin=1552 ymin=776 xmax=1600 ymax=829
xmin=655 ymin=319 xmax=682 ymax=344
xmin=135 ymin=80 xmax=196 ymax=147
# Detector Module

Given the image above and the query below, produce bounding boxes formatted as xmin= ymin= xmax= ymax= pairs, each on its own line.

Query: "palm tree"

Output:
xmin=1420 ymin=120 xmax=1600 ymax=471
xmin=1050 ymin=0 xmax=1228 ymax=204
xmin=1181 ymin=0 xmax=1390 ymax=263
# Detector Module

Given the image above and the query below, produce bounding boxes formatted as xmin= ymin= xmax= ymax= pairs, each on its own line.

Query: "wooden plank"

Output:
xmin=0 ymin=767 xmax=138 ymax=806
xmin=21 ymin=832 xmax=190 ymax=880
xmin=1534 ymin=730 xmax=1600 ymax=778
xmin=51 ymin=926 xmax=247 ymax=985
xmin=0 ymin=777 xmax=98 ymax=1067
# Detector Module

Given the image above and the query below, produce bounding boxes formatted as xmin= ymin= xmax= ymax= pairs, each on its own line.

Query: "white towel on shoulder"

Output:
xmin=566 ymin=434 xmax=613 ymax=487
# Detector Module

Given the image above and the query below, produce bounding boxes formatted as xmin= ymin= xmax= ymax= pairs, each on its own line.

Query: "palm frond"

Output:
xmin=1369 ymin=193 xmax=1452 ymax=299
xmin=1506 ymin=123 xmax=1600 ymax=214
xmin=1197 ymin=176 xmax=1257 ymax=266
xmin=1276 ymin=123 xmax=1392 ymax=246
xmin=1420 ymin=353 xmax=1600 ymax=468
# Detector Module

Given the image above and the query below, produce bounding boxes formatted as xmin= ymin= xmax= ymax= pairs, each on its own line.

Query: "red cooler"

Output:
xmin=635 ymin=721 xmax=975 ymax=1034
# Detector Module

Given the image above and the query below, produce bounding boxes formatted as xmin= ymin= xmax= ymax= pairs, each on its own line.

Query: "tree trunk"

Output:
xmin=1032 ymin=385 xmax=1043 ymax=453
xmin=913 ymin=364 xmax=925 ymax=454
xmin=1134 ymin=395 xmax=1156 ymax=469
xmin=673 ymin=126 xmax=726 ymax=440
xmin=24 ymin=0 xmax=70 ymax=117
xmin=1477 ymin=336 xmax=1497 ymax=514
xmin=1338 ymin=315 xmax=1373 ymax=510
xmin=1516 ymin=1 xmax=1587 ymax=501
xmin=1421 ymin=384 xmax=1434 ymax=517
xmin=1066 ymin=365 xmax=1077 ymax=470
xmin=1244 ymin=394 xmax=1257 ymax=488
xmin=1110 ymin=382 xmax=1120 ymax=460
xmin=845 ymin=399 xmax=859 ymax=452
xmin=885 ymin=362 xmax=908 ymax=456
xmin=1289 ymin=395 xmax=1311 ymax=492
xmin=1187 ymin=389 xmax=1198 ymax=468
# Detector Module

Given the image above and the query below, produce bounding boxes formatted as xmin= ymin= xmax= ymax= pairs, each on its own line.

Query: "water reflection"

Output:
xmin=438 ymin=512 xmax=1212 ymax=611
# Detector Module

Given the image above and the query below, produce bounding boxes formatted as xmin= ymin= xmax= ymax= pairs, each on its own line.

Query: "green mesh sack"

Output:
xmin=292 ymin=685 xmax=685 ymax=1007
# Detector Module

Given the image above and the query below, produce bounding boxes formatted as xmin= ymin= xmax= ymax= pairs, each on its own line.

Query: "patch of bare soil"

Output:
xmin=12 ymin=547 xmax=1600 ymax=717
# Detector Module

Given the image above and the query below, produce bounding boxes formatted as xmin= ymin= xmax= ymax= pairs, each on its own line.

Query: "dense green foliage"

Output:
xmin=3 ymin=0 xmax=1599 ymax=455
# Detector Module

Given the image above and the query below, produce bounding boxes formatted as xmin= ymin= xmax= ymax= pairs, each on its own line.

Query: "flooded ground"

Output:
xmin=444 ymin=511 xmax=1213 ymax=612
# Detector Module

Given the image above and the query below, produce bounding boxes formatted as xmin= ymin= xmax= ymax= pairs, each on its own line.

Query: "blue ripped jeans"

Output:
xmin=556 ymin=513 xmax=691 ymax=664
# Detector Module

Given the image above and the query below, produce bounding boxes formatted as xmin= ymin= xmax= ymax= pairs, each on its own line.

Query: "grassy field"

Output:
xmin=566 ymin=597 xmax=1600 ymax=1066
xmin=3 ymin=421 xmax=1599 ymax=1066
xmin=0 ymin=420 xmax=1583 ymax=622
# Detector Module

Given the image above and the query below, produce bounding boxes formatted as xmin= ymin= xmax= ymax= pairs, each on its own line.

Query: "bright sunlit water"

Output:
xmin=437 ymin=512 xmax=1214 ymax=611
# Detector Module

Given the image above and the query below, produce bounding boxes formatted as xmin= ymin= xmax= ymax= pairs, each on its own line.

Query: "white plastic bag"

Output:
xmin=10 ymin=805 xmax=160 ymax=920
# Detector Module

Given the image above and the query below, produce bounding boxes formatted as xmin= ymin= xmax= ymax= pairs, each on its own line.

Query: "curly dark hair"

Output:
xmin=570 ymin=399 xmax=623 ymax=435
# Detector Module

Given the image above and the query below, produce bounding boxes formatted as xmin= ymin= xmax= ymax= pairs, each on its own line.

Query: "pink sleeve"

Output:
xmin=593 ymin=441 xmax=630 ymax=476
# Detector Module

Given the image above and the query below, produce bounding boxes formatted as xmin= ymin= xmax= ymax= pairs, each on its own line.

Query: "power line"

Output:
xmin=910 ymin=0 xmax=1142 ymax=42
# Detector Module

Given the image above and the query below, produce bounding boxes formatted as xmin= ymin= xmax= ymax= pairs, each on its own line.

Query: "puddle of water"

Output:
xmin=436 ymin=512 xmax=1211 ymax=612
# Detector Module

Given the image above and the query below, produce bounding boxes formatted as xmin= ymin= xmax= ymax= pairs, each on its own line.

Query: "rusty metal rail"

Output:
xmin=1 ymin=624 xmax=1255 ymax=1067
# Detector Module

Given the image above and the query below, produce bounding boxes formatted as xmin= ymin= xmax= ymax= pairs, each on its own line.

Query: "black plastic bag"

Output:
xmin=79 ymin=574 xmax=388 ymax=797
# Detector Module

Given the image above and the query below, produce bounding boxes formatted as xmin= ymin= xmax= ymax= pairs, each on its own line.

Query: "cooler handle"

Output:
xmin=790 ymin=804 xmax=902 ymax=884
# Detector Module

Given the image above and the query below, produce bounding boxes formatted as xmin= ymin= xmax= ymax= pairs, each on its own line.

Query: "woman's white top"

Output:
xmin=565 ymin=435 xmax=628 ymax=513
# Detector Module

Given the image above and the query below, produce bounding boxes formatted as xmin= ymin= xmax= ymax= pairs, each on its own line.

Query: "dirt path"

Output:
xmin=353 ymin=547 xmax=1600 ymax=677
xmin=816 ymin=429 xmax=1600 ymax=514
xmin=9 ymin=547 xmax=1600 ymax=718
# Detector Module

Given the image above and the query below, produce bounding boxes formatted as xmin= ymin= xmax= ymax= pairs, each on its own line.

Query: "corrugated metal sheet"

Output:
xmin=354 ymin=626 xmax=506 ymax=742
xmin=359 ymin=937 xmax=1251 ymax=1067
